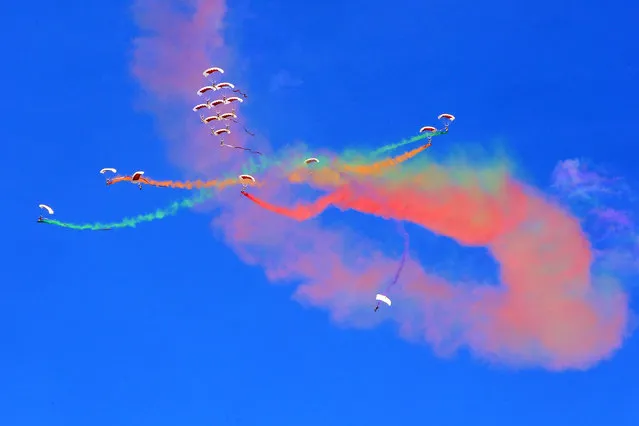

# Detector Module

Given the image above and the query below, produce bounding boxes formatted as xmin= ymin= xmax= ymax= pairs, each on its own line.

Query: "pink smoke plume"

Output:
xmin=130 ymin=2 xmax=631 ymax=369
xmin=131 ymin=0 xmax=266 ymax=174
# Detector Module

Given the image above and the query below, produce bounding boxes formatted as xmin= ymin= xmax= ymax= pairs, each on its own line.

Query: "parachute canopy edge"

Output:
xmin=38 ymin=204 xmax=54 ymax=215
xmin=375 ymin=293 xmax=391 ymax=306
xmin=419 ymin=126 xmax=437 ymax=133
xmin=203 ymin=67 xmax=224 ymax=76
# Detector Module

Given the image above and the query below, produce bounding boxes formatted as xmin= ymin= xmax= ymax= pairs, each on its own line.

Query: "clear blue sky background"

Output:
xmin=2 ymin=0 xmax=638 ymax=425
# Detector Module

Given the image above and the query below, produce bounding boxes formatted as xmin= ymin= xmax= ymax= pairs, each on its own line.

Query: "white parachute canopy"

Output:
xmin=376 ymin=293 xmax=391 ymax=306
xmin=100 ymin=168 xmax=117 ymax=174
xmin=39 ymin=204 xmax=54 ymax=215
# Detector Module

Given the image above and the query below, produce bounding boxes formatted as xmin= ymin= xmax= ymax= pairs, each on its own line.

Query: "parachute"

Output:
xmin=203 ymin=67 xmax=224 ymax=77
xmin=438 ymin=113 xmax=455 ymax=130
xmin=419 ymin=126 xmax=437 ymax=133
xmin=197 ymin=86 xmax=216 ymax=96
xmin=225 ymin=96 xmax=243 ymax=104
xmin=304 ymin=157 xmax=319 ymax=165
xmin=203 ymin=115 xmax=220 ymax=123
xmin=375 ymin=293 xmax=391 ymax=307
xmin=100 ymin=168 xmax=117 ymax=174
xmin=131 ymin=171 xmax=145 ymax=182
xmin=220 ymin=111 xmax=237 ymax=120
xmin=193 ymin=103 xmax=210 ymax=112
xmin=215 ymin=82 xmax=235 ymax=89
xmin=239 ymin=174 xmax=256 ymax=188
xmin=39 ymin=204 xmax=54 ymax=215
xmin=210 ymin=98 xmax=225 ymax=107
xmin=213 ymin=127 xmax=231 ymax=136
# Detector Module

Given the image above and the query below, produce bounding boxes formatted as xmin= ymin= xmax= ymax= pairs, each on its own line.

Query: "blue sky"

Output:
xmin=2 ymin=0 xmax=638 ymax=425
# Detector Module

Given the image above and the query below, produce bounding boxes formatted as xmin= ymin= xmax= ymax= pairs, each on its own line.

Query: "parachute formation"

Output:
xmin=192 ymin=66 xmax=259 ymax=153
xmin=38 ymin=64 xmax=457 ymax=313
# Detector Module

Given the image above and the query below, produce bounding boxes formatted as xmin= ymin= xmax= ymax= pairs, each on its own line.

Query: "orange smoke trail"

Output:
xmin=239 ymin=176 xmax=628 ymax=369
xmin=110 ymin=176 xmax=237 ymax=190
xmin=341 ymin=142 xmax=432 ymax=175
xmin=288 ymin=142 xmax=432 ymax=187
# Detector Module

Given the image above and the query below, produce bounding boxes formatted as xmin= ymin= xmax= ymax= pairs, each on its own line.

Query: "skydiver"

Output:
xmin=37 ymin=215 xmax=44 ymax=223
xmin=374 ymin=305 xmax=379 ymax=312
xmin=106 ymin=178 xmax=113 ymax=186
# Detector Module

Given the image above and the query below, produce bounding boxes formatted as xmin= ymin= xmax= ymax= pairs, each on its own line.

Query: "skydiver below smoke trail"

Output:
xmin=375 ymin=221 xmax=409 ymax=312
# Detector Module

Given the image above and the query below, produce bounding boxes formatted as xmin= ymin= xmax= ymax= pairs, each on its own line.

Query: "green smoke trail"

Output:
xmin=368 ymin=130 xmax=448 ymax=157
xmin=39 ymin=190 xmax=214 ymax=231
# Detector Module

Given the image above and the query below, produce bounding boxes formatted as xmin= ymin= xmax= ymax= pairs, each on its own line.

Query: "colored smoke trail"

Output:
xmin=41 ymin=191 xmax=213 ymax=231
xmin=106 ymin=141 xmax=433 ymax=193
xmin=341 ymin=142 xmax=432 ymax=175
xmin=287 ymin=142 xmax=434 ymax=188
xmin=239 ymin=170 xmax=628 ymax=369
xmin=388 ymin=221 xmax=409 ymax=291
xmin=377 ymin=221 xmax=410 ymax=309
xmin=367 ymin=130 xmax=446 ymax=156
xmin=109 ymin=176 xmax=237 ymax=190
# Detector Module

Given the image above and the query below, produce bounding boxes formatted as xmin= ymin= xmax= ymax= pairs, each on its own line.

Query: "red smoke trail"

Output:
xmin=239 ymin=175 xmax=628 ymax=369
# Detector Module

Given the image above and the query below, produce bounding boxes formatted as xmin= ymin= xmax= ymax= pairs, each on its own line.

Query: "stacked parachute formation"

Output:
xmin=193 ymin=67 xmax=261 ymax=155
xmin=36 ymin=63 xmax=457 ymax=313
xmin=194 ymin=66 xmax=258 ymax=190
